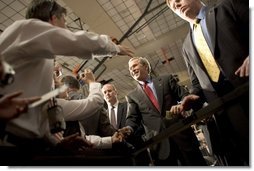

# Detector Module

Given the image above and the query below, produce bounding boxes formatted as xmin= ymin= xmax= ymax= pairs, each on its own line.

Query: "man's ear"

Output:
xmin=49 ymin=15 xmax=57 ymax=25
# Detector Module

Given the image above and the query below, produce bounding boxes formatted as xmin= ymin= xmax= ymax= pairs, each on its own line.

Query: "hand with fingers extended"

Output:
xmin=57 ymin=132 xmax=94 ymax=153
xmin=0 ymin=91 xmax=40 ymax=121
xmin=117 ymin=45 xmax=134 ymax=57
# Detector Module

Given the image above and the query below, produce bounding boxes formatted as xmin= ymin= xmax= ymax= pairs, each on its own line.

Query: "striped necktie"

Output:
xmin=193 ymin=20 xmax=220 ymax=82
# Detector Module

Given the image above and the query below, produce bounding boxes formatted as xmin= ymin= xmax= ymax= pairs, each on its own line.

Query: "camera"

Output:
xmin=76 ymin=73 xmax=85 ymax=86
xmin=0 ymin=61 xmax=15 ymax=87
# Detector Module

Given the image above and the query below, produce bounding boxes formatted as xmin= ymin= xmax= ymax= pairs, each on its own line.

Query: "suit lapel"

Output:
xmin=185 ymin=29 xmax=216 ymax=91
xmin=137 ymin=84 xmax=157 ymax=112
xmin=137 ymin=80 xmax=162 ymax=113
xmin=153 ymin=77 xmax=163 ymax=112
xmin=206 ymin=7 xmax=216 ymax=56
xmin=186 ymin=31 xmax=204 ymax=68
xmin=117 ymin=103 xmax=123 ymax=128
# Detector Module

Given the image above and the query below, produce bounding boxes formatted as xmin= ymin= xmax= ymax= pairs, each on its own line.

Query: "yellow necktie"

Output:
xmin=193 ymin=22 xmax=220 ymax=82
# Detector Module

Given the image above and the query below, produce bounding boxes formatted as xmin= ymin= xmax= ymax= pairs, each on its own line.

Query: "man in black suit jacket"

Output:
xmin=166 ymin=0 xmax=249 ymax=166
xmin=102 ymin=84 xmax=145 ymax=149
xmin=120 ymin=57 xmax=206 ymax=166
xmin=102 ymin=84 xmax=127 ymax=129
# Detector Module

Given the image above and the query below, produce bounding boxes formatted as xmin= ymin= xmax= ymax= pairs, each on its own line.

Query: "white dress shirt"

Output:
xmin=0 ymin=19 xmax=120 ymax=139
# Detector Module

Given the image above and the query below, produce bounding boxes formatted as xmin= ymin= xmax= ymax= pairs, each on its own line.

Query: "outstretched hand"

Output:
xmin=169 ymin=94 xmax=200 ymax=117
xmin=112 ymin=131 xmax=124 ymax=143
xmin=118 ymin=126 xmax=132 ymax=139
xmin=0 ymin=91 xmax=40 ymax=121
xmin=80 ymin=68 xmax=95 ymax=84
xmin=57 ymin=133 xmax=94 ymax=153
xmin=117 ymin=45 xmax=134 ymax=57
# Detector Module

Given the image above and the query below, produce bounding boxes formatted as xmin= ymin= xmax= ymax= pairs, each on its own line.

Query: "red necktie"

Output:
xmin=143 ymin=83 xmax=160 ymax=111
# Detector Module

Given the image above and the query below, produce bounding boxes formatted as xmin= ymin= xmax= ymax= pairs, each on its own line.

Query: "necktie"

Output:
xmin=110 ymin=106 xmax=117 ymax=129
xmin=143 ymin=82 xmax=160 ymax=111
xmin=193 ymin=20 xmax=220 ymax=82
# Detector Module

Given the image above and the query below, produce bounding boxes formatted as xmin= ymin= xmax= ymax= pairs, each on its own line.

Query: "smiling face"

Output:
xmin=166 ymin=0 xmax=202 ymax=24
xmin=128 ymin=58 xmax=149 ymax=82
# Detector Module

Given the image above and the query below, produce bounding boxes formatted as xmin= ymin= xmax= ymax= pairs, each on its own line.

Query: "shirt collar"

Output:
xmin=138 ymin=76 xmax=152 ymax=86
xmin=197 ymin=5 xmax=206 ymax=20
xmin=108 ymin=101 xmax=119 ymax=109
xmin=191 ymin=5 xmax=206 ymax=29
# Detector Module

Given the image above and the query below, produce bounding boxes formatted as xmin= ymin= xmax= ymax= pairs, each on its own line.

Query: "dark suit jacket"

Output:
xmin=182 ymin=0 xmax=249 ymax=164
xmin=80 ymin=107 xmax=115 ymax=136
xmin=125 ymin=75 xmax=204 ymax=164
xmin=115 ymin=102 xmax=127 ymax=129
xmin=182 ymin=0 xmax=249 ymax=99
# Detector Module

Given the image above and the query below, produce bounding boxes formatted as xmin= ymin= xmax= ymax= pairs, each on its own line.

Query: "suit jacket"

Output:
xmin=182 ymin=0 xmax=249 ymax=164
xmin=80 ymin=107 xmax=115 ymax=136
xmin=115 ymin=102 xmax=128 ymax=129
xmin=182 ymin=0 xmax=249 ymax=99
xmin=126 ymin=75 xmax=203 ymax=163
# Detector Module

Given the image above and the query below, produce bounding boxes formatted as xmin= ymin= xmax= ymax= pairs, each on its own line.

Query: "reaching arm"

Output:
xmin=58 ymin=82 xmax=104 ymax=121
xmin=0 ymin=91 xmax=40 ymax=121
xmin=1 ymin=19 xmax=133 ymax=61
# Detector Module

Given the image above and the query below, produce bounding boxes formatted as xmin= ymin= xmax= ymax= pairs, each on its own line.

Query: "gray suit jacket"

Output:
xmin=125 ymin=75 xmax=200 ymax=160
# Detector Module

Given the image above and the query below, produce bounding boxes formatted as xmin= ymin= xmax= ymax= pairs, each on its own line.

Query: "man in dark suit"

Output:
xmin=102 ymin=84 xmax=127 ymax=129
xmin=166 ymin=0 xmax=249 ymax=165
xmin=120 ymin=57 xmax=206 ymax=166
xmin=102 ymin=83 xmax=145 ymax=148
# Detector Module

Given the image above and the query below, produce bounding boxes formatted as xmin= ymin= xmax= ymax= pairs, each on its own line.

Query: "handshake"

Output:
xmin=112 ymin=126 xmax=133 ymax=143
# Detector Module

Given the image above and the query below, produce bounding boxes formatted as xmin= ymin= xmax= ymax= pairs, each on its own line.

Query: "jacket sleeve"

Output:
xmin=125 ymin=95 xmax=142 ymax=132
xmin=182 ymin=47 xmax=206 ymax=100
xmin=1 ymin=19 xmax=120 ymax=60
xmin=58 ymin=82 xmax=104 ymax=121
xmin=167 ymin=74 xmax=189 ymax=101
xmin=85 ymin=135 xmax=112 ymax=149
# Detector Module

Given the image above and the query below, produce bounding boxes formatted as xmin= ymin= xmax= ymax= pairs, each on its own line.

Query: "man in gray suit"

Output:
xmin=166 ymin=0 xmax=249 ymax=165
xmin=120 ymin=57 xmax=206 ymax=166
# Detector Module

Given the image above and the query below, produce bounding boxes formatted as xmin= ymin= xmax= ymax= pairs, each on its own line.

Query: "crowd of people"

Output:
xmin=0 ymin=0 xmax=249 ymax=166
